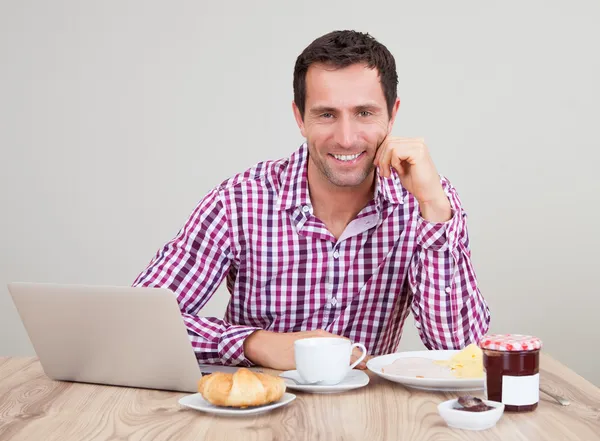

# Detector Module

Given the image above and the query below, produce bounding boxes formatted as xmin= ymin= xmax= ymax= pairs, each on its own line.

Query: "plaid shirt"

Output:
xmin=133 ymin=144 xmax=490 ymax=366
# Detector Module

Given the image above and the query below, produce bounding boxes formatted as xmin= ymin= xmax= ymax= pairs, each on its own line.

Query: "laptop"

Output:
xmin=7 ymin=282 xmax=243 ymax=393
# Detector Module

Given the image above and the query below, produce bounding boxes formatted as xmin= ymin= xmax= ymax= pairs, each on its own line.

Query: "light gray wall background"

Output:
xmin=1 ymin=1 xmax=599 ymax=385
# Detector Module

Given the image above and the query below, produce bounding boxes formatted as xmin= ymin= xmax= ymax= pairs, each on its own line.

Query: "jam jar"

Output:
xmin=479 ymin=334 xmax=542 ymax=412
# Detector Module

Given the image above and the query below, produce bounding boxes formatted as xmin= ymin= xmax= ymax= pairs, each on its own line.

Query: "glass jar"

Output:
xmin=479 ymin=334 xmax=542 ymax=412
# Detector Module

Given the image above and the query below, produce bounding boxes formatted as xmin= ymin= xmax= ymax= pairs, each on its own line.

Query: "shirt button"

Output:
xmin=330 ymin=298 xmax=338 ymax=306
xmin=302 ymin=206 xmax=310 ymax=213
xmin=445 ymin=287 xmax=451 ymax=293
xmin=333 ymin=250 xmax=340 ymax=259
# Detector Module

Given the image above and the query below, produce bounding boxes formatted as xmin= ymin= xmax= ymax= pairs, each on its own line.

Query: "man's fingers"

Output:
xmin=377 ymin=140 xmax=409 ymax=177
xmin=380 ymin=141 xmax=423 ymax=178
xmin=380 ymin=146 xmax=396 ymax=177
xmin=391 ymin=155 xmax=405 ymax=176
xmin=361 ymin=355 xmax=374 ymax=369
xmin=374 ymin=139 xmax=387 ymax=166
xmin=394 ymin=136 xmax=425 ymax=144
xmin=374 ymin=134 xmax=389 ymax=166
xmin=352 ymin=348 xmax=364 ymax=358
xmin=351 ymin=348 xmax=370 ymax=370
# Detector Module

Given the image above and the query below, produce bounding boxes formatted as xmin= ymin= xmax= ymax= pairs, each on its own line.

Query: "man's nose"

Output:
xmin=333 ymin=116 xmax=358 ymax=149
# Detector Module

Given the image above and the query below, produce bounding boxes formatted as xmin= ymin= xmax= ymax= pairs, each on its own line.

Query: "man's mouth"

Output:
xmin=329 ymin=152 xmax=364 ymax=162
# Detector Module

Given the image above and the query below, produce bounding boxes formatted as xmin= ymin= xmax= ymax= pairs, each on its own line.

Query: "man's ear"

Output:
xmin=292 ymin=101 xmax=307 ymax=138
xmin=387 ymin=98 xmax=401 ymax=134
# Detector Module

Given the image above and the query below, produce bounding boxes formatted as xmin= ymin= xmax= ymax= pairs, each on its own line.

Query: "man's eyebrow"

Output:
xmin=308 ymin=106 xmax=338 ymax=115
xmin=355 ymin=103 xmax=383 ymax=111
xmin=308 ymin=103 xmax=383 ymax=114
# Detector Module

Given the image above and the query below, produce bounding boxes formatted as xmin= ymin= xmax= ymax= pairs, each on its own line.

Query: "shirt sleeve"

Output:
xmin=132 ymin=188 xmax=261 ymax=366
xmin=408 ymin=176 xmax=491 ymax=349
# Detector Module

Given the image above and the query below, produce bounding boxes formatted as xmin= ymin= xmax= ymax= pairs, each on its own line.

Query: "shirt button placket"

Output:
xmin=329 ymin=247 xmax=341 ymax=307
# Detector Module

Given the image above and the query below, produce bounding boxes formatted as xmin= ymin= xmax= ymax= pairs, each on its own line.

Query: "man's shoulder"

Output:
xmin=215 ymin=153 xmax=292 ymax=195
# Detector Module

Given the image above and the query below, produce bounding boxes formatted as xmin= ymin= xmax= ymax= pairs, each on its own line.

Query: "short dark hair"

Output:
xmin=293 ymin=30 xmax=398 ymax=119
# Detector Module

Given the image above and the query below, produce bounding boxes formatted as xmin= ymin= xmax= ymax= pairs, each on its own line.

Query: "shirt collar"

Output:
xmin=276 ymin=143 xmax=407 ymax=211
xmin=275 ymin=144 xmax=312 ymax=212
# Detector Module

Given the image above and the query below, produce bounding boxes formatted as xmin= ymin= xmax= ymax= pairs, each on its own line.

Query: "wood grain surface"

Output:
xmin=0 ymin=355 xmax=598 ymax=441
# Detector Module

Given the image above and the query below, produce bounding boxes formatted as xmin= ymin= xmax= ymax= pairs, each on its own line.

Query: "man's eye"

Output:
xmin=359 ymin=111 xmax=372 ymax=117
xmin=320 ymin=113 xmax=334 ymax=119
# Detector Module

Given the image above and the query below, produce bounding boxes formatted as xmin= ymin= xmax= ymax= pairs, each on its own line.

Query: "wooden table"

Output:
xmin=0 ymin=355 xmax=598 ymax=441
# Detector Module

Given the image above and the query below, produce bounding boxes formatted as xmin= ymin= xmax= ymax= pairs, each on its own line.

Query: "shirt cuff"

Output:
xmin=416 ymin=207 xmax=461 ymax=252
xmin=218 ymin=325 xmax=263 ymax=366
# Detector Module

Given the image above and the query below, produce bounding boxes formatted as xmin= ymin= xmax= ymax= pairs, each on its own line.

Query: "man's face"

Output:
xmin=293 ymin=63 xmax=400 ymax=188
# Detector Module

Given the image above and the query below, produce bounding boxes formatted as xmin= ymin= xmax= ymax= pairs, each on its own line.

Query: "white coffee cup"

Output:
xmin=294 ymin=337 xmax=367 ymax=385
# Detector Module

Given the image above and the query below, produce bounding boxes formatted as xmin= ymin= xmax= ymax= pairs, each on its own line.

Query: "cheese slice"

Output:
xmin=433 ymin=344 xmax=484 ymax=378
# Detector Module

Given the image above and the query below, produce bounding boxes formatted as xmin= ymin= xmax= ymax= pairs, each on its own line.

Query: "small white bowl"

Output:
xmin=437 ymin=398 xmax=504 ymax=431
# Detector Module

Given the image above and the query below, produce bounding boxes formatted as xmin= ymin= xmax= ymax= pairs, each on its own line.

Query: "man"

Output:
xmin=133 ymin=30 xmax=490 ymax=370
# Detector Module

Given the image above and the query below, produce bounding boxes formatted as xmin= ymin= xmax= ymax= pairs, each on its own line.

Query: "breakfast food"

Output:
xmin=454 ymin=396 xmax=494 ymax=412
xmin=381 ymin=344 xmax=484 ymax=379
xmin=382 ymin=357 xmax=455 ymax=378
xmin=480 ymin=334 xmax=542 ymax=412
xmin=198 ymin=368 xmax=286 ymax=408
xmin=433 ymin=344 xmax=484 ymax=378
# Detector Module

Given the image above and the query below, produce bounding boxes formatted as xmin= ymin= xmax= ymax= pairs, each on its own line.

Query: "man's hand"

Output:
xmin=374 ymin=137 xmax=452 ymax=223
xmin=243 ymin=329 xmax=370 ymax=371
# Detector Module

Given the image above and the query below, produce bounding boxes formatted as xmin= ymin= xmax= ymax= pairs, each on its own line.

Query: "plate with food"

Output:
xmin=179 ymin=367 xmax=296 ymax=416
xmin=366 ymin=344 xmax=485 ymax=391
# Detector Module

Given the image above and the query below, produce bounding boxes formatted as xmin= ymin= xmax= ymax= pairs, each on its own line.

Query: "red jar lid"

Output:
xmin=479 ymin=334 xmax=542 ymax=351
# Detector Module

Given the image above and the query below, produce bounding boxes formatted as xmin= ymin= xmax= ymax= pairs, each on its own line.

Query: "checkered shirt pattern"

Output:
xmin=133 ymin=143 xmax=490 ymax=366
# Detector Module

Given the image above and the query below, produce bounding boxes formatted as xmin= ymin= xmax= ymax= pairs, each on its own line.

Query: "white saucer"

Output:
xmin=178 ymin=392 xmax=296 ymax=417
xmin=279 ymin=369 xmax=369 ymax=394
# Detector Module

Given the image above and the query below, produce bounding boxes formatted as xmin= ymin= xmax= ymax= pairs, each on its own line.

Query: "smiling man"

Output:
xmin=133 ymin=30 xmax=491 ymax=370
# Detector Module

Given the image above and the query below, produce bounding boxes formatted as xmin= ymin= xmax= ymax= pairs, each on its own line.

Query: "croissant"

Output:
xmin=198 ymin=368 xmax=286 ymax=408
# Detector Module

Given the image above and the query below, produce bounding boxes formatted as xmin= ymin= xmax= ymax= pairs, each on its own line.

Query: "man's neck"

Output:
xmin=307 ymin=160 xmax=375 ymax=239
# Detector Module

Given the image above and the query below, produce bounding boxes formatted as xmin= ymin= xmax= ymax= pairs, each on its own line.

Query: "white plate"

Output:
xmin=178 ymin=392 xmax=296 ymax=416
xmin=279 ymin=369 xmax=369 ymax=394
xmin=367 ymin=350 xmax=484 ymax=391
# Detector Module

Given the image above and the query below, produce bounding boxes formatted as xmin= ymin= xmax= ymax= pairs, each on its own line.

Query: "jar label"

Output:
xmin=502 ymin=374 xmax=540 ymax=405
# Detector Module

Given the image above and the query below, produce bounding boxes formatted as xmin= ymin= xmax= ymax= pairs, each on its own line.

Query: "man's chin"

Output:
xmin=327 ymin=172 xmax=373 ymax=188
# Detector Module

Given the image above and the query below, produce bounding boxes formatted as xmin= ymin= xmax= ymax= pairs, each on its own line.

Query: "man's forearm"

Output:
xmin=243 ymin=329 xmax=369 ymax=370
xmin=243 ymin=329 xmax=308 ymax=370
xmin=411 ymin=178 xmax=490 ymax=349
xmin=182 ymin=314 xmax=261 ymax=366
xmin=243 ymin=330 xmax=272 ymax=366
xmin=419 ymin=195 xmax=452 ymax=223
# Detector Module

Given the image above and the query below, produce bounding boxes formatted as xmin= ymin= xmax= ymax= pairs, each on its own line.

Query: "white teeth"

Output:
xmin=333 ymin=153 xmax=361 ymax=161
